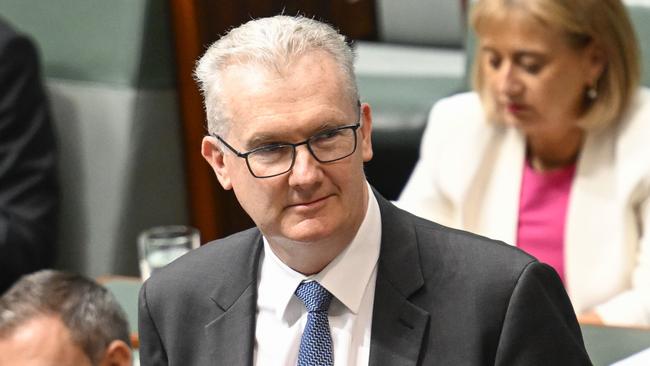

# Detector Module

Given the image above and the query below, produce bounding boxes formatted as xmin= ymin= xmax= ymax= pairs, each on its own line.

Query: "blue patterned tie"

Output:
xmin=295 ymin=281 xmax=334 ymax=366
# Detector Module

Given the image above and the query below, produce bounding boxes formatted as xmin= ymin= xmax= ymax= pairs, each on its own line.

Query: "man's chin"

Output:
xmin=280 ymin=219 xmax=337 ymax=244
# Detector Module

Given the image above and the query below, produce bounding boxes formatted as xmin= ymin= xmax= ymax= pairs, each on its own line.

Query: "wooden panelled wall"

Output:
xmin=168 ymin=0 xmax=378 ymax=243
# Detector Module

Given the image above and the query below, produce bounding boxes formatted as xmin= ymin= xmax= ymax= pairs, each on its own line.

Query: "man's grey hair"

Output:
xmin=195 ymin=15 xmax=359 ymax=136
xmin=0 ymin=270 xmax=130 ymax=365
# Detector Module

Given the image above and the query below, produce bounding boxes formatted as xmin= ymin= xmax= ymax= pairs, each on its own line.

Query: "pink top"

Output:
xmin=516 ymin=160 xmax=576 ymax=284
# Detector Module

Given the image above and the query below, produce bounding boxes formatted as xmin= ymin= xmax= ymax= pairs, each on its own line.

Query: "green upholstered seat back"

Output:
xmin=0 ymin=0 xmax=189 ymax=278
xmin=0 ymin=0 xmax=174 ymax=88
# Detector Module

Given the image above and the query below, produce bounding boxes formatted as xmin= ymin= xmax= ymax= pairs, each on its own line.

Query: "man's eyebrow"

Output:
xmin=246 ymin=133 xmax=283 ymax=148
xmin=245 ymin=121 xmax=343 ymax=148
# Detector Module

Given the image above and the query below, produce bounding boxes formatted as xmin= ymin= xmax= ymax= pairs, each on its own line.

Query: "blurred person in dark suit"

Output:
xmin=0 ymin=270 xmax=132 ymax=366
xmin=0 ymin=17 xmax=58 ymax=294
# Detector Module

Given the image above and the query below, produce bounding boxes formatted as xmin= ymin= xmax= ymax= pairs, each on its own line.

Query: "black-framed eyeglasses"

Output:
xmin=213 ymin=112 xmax=362 ymax=179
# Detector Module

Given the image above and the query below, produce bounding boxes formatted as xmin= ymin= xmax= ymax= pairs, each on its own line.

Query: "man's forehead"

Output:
xmin=220 ymin=51 xmax=347 ymax=98
xmin=0 ymin=314 xmax=92 ymax=365
xmin=227 ymin=105 xmax=352 ymax=144
xmin=2 ymin=313 xmax=61 ymax=340
xmin=219 ymin=54 xmax=355 ymax=141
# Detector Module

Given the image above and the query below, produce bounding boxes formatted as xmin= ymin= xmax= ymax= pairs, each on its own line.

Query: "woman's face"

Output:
xmin=478 ymin=10 xmax=603 ymax=139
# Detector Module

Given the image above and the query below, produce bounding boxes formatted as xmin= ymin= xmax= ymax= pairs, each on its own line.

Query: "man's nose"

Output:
xmin=288 ymin=144 xmax=322 ymax=186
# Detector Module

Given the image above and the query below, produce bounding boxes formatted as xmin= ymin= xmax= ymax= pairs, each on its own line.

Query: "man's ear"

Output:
xmin=201 ymin=136 xmax=233 ymax=190
xmin=99 ymin=340 xmax=131 ymax=366
xmin=359 ymin=102 xmax=373 ymax=162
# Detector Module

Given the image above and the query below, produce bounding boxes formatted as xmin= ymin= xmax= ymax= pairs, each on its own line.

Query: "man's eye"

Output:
xmin=314 ymin=129 xmax=343 ymax=141
xmin=251 ymin=144 xmax=290 ymax=161
xmin=256 ymin=144 xmax=287 ymax=154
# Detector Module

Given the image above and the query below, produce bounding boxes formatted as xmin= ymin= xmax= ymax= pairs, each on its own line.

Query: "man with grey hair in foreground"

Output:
xmin=138 ymin=15 xmax=590 ymax=365
xmin=0 ymin=270 xmax=132 ymax=366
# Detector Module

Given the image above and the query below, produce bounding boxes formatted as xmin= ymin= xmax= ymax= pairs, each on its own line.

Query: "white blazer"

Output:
xmin=398 ymin=89 xmax=650 ymax=326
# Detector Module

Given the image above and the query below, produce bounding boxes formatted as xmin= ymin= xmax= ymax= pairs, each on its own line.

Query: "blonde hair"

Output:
xmin=470 ymin=0 xmax=640 ymax=130
xmin=195 ymin=15 xmax=359 ymax=136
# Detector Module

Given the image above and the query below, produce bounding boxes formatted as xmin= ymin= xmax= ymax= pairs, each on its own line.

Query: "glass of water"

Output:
xmin=138 ymin=225 xmax=200 ymax=280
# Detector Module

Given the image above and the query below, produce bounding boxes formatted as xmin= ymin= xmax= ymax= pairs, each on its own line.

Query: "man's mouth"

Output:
xmin=288 ymin=195 xmax=332 ymax=211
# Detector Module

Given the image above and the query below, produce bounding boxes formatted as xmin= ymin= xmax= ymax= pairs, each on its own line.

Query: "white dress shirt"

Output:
xmin=254 ymin=185 xmax=381 ymax=366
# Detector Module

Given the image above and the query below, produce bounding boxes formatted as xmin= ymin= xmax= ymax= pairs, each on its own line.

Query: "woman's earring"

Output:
xmin=587 ymin=85 xmax=598 ymax=100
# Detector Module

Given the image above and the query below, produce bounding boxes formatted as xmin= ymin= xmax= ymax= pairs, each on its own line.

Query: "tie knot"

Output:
xmin=295 ymin=281 xmax=332 ymax=312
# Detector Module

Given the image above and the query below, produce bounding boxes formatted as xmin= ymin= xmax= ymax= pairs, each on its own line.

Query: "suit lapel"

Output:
xmin=205 ymin=232 xmax=263 ymax=366
xmin=369 ymin=192 xmax=429 ymax=366
xmin=200 ymin=194 xmax=429 ymax=365
xmin=564 ymin=128 xmax=617 ymax=312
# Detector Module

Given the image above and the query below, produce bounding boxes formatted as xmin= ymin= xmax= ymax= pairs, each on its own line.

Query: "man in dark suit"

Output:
xmin=0 ymin=17 xmax=58 ymax=294
xmin=138 ymin=15 xmax=591 ymax=365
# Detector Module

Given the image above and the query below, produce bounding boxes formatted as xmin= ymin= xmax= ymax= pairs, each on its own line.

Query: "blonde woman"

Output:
xmin=399 ymin=0 xmax=650 ymax=326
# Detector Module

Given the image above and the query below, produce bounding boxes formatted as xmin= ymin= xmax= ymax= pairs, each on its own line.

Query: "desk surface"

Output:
xmin=582 ymin=324 xmax=650 ymax=365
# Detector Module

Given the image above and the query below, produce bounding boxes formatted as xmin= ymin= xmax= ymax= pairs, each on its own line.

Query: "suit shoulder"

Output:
xmin=429 ymin=92 xmax=484 ymax=126
xmin=0 ymin=18 xmax=35 ymax=56
xmin=0 ymin=17 xmax=18 ymax=45
xmin=143 ymin=227 xmax=261 ymax=292
xmin=0 ymin=26 xmax=39 ymax=80
xmin=410 ymin=213 xmax=537 ymax=275
xmin=422 ymin=92 xmax=491 ymax=153
xmin=433 ymin=91 xmax=481 ymax=108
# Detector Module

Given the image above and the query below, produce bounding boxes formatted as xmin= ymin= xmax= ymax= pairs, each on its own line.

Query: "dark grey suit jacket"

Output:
xmin=0 ymin=17 xmax=58 ymax=294
xmin=139 ymin=191 xmax=591 ymax=365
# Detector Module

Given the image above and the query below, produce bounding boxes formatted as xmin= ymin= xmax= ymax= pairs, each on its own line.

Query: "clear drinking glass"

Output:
xmin=138 ymin=225 xmax=200 ymax=280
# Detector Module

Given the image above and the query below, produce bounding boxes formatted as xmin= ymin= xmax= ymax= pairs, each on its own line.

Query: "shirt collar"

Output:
xmin=259 ymin=183 xmax=381 ymax=318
